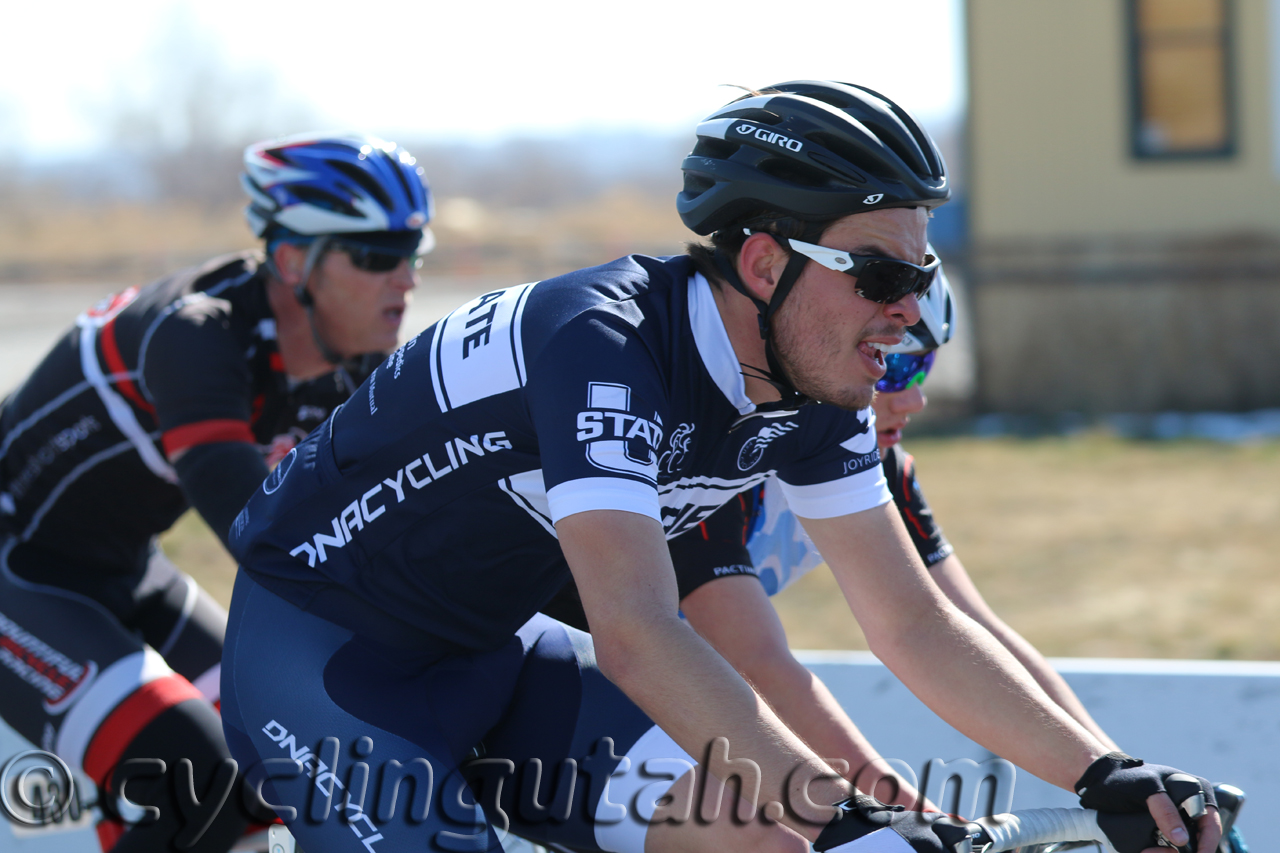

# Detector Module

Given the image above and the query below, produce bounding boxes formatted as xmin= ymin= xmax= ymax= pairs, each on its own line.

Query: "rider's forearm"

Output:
xmin=870 ymin=595 xmax=1103 ymax=790
xmin=804 ymin=505 xmax=1107 ymax=791
xmin=745 ymin=653 xmax=924 ymax=809
xmin=680 ymin=576 xmax=924 ymax=810
xmin=558 ymin=511 xmax=852 ymax=840
xmin=930 ymin=555 xmax=1121 ymax=751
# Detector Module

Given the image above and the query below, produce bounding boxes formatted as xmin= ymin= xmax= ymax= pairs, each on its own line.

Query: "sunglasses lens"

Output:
xmin=858 ymin=261 xmax=933 ymax=303
xmin=343 ymin=244 xmax=411 ymax=273
xmin=875 ymin=350 xmax=935 ymax=393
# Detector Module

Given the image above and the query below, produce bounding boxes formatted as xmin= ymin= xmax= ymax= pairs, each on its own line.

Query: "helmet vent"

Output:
xmin=692 ymin=138 xmax=737 ymax=160
xmin=378 ymin=149 xmax=420 ymax=208
xmin=291 ymin=185 xmax=361 ymax=218
xmin=806 ymin=150 xmax=867 ymax=186
xmin=329 ymin=160 xmax=393 ymax=211
xmin=724 ymin=108 xmax=783 ymax=125
xmin=795 ymin=90 xmax=850 ymax=110
xmin=810 ymin=131 xmax=898 ymax=182
xmin=682 ymin=173 xmax=715 ymax=195
xmin=757 ymin=157 xmax=828 ymax=188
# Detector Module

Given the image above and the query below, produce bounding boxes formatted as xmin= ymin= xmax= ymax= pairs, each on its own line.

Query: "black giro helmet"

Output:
xmin=678 ymin=81 xmax=949 ymax=235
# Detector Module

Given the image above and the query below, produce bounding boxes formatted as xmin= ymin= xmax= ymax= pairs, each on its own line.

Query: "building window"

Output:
xmin=1128 ymin=0 xmax=1235 ymax=158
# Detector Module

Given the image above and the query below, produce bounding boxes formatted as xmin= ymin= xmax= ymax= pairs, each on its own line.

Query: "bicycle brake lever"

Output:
xmin=1158 ymin=774 xmax=1207 ymax=853
xmin=1212 ymin=784 xmax=1244 ymax=846
xmin=1155 ymin=831 xmax=1193 ymax=853
xmin=1166 ymin=774 xmax=1207 ymax=820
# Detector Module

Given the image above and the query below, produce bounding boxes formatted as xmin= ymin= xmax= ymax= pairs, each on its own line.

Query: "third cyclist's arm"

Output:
xmin=680 ymin=574 xmax=924 ymax=809
xmin=558 ymin=510 xmax=852 ymax=840
xmin=929 ymin=553 xmax=1120 ymax=751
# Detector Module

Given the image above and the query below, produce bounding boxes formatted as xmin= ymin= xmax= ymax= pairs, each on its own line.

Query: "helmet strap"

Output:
xmin=292 ymin=236 xmax=345 ymax=366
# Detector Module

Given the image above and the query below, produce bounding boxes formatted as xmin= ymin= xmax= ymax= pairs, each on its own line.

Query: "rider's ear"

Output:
xmin=737 ymin=233 xmax=785 ymax=301
xmin=273 ymin=243 xmax=306 ymax=285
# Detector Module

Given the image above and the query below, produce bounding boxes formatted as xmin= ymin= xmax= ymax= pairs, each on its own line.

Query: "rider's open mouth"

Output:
xmin=858 ymin=341 xmax=888 ymax=368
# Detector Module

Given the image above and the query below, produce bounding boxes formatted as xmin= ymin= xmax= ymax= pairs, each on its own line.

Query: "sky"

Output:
xmin=0 ymin=0 xmax=965 ymax=158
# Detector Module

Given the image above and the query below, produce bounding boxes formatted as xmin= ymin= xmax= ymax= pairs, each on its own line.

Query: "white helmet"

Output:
xmin=888 ymin=247 xmax=954 ymax=354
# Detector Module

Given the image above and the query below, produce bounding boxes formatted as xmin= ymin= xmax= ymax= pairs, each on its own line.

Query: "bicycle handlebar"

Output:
xmin=944 ymin=781 xmax=1245 ymax=853
xmin=962 ymin=808 xmax=1113 ymax=852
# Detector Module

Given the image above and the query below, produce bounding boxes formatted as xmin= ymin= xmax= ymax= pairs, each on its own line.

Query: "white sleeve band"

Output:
xmin=546 ymin=477 xmax=662 ymax=525
xmin=777 ymin=467 xmax=891 ymax=519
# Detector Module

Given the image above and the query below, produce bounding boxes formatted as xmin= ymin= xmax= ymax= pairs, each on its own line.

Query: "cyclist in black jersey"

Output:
xmin=222 ymin=84 xmax=1220 ymax=853
xmin=0 ymin=133 xmax=433 ymax=852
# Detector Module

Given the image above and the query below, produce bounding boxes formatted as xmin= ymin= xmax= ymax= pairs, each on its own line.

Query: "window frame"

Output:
xmin=1125 ymin=0 xmax=1238 ymax=161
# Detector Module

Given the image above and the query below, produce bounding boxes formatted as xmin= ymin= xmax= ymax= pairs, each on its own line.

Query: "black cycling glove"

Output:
xmin=1075 ymin=752 xmax=1215 ymax=814
xmin=1076 ymin=752 xmax=1215 ymax=852
xmin=813 ymin=796 xmax=963 ymax=853
xmin=1094 ymin=810 xmax=1192 ymax=853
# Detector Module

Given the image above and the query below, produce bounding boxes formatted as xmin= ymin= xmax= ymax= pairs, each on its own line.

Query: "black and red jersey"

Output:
xmin=882 ymin=443 xmax=954 ymax=568
xmin=0 ymin=253 xmax=345 ymax=577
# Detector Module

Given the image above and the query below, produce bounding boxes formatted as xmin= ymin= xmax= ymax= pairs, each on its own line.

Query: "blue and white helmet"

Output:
xmin=241 ymin=132 xmax=433 ymax=254
xmin=888 ymin=247 xmax=955 ymax=354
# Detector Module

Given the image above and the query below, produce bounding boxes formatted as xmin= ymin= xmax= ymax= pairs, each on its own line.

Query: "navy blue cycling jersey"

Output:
xmin=230 ymin=254 xmax=889 ymax=656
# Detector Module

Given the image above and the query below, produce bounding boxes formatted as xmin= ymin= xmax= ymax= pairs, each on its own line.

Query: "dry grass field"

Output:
xmin=775 ymin=435 xmax=1280 ymax=659
xmin=0 ymin=191 xmax=691 ymax=285
xmin=163 ymin=434 xmax=1280 ymax=661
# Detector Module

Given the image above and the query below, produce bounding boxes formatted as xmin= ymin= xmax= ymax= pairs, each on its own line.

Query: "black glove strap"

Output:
xmin=814 ymin=795 xmax=906 ymax=851
xmin=1075 ymin=752 xmax=1144 ymax=796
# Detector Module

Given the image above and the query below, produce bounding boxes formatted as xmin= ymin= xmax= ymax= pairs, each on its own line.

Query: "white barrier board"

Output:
xmin=3 ymin=654 xmax=1273 ymax=849
xmin=799 ymin=651 xmax=1277 ymax=840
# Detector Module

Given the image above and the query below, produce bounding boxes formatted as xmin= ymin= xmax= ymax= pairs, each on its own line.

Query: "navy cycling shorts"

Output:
xmin=221 ymin=573 xmax=697 ymax=853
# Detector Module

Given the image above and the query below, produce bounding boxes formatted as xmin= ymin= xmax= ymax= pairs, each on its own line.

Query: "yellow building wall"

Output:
xmin=968 ymin=0 xmax=1280 ymax=243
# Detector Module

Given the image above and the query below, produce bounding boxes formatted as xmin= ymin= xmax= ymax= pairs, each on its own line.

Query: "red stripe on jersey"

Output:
xmin=99 ymin=317 xmax=156 ymax=416
xmin=96 ymin=817 xmax=127 ymax=851
xmin=162 ymin=419 xmax=255 ymax=458
xmin=900 ymin=454 xmax=930 ymax=539
xmin=269 ymin=352 xmax=285 ymax=373
xmin=82 ymin=674 xmax=204 ymax=787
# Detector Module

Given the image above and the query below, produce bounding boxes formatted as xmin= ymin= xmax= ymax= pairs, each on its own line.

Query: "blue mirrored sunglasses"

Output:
xmin=876 ymin=350 xmax=935 ymax=393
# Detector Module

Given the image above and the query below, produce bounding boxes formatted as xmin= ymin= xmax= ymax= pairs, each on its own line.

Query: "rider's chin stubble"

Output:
xmin=769 ymin=296 xmax=876 ymax=412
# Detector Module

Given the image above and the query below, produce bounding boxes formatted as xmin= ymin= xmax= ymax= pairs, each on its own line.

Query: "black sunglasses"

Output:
xmin=786 ymin=238 xmax=939 ymax=303
xmin=333 ymin=241 xmax=422 ymax=273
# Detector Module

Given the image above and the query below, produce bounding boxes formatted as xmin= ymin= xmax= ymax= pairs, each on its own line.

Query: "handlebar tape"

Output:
xmin=973 ymin=808 xmax=1112 ymax=853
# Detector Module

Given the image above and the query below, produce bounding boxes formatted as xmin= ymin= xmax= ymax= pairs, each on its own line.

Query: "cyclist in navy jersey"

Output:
xmin=544 ymin=272 xmax=1124 ymax=814
xmin=541 ymin=270 xmax=1119 ymax=811
xmin=0 ymin=133 xmax=433 ymax=852
xmin=223 ymin=83 xmax=1219 ymax=853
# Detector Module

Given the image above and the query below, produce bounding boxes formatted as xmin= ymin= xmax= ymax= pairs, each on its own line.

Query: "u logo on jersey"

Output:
xmin=575 ymin=382 xmax=663 ymax=483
